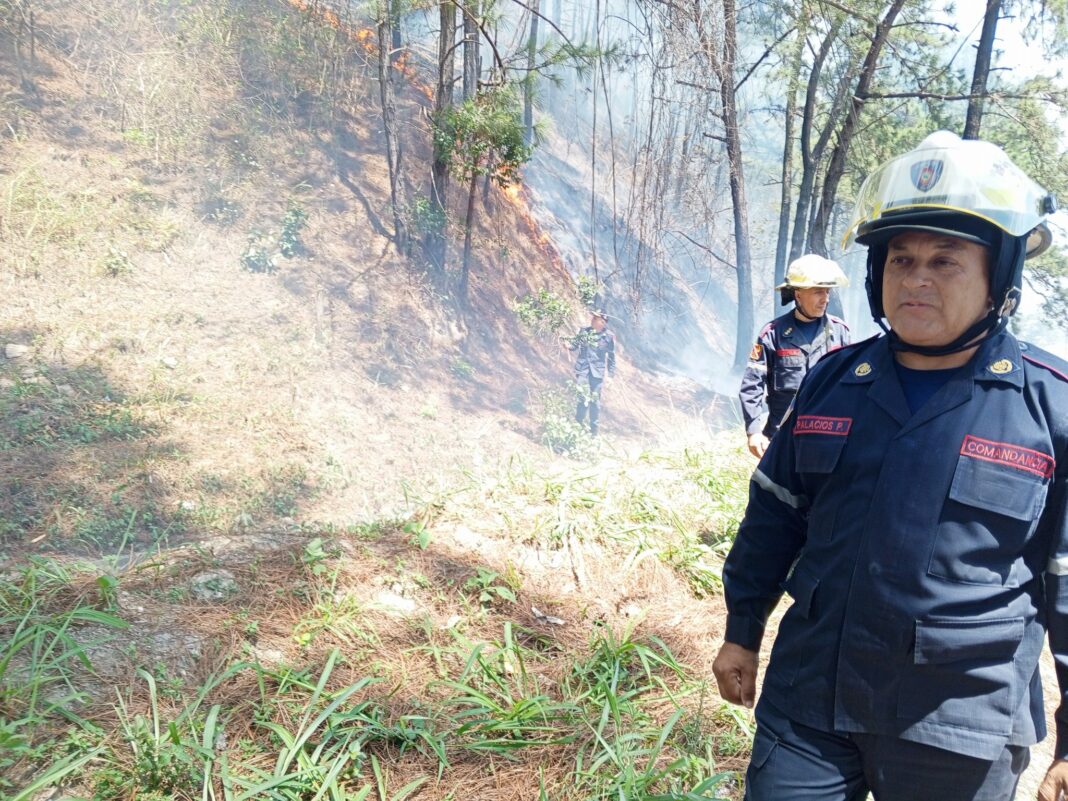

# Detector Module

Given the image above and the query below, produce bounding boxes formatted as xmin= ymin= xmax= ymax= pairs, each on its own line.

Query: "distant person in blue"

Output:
xmin=739 ymin=255 xmax=851 ymax=457
xmin=567 ymin=309 xmax=616 ymax=436
xmin=713 ymin=130 xmax=1068 ymax=800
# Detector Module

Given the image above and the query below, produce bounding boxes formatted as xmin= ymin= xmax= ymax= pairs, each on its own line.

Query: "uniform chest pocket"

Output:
xmin=794 ymin=435 xmax=847 ymax=474
xmin=928 ymin=456 xmax=1049 ymax=587
xmin=773 ymin=354 xmax=805 ymax=391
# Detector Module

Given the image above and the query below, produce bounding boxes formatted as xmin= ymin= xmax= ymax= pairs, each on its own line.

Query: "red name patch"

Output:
xmin=960 ymin=435 xmax=1055 ymax=479
xmin=795 ymin=415 xmax=852 ymax=436
xmin=777 ymin=348 xmax=803 ymax=357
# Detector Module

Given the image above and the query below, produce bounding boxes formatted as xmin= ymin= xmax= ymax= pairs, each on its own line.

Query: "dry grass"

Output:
xmin=0 ymin=1 xmax=747 ymax=797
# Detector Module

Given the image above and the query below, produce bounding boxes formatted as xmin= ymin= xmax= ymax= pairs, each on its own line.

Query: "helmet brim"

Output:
xmin=855 ymin=222 xmax=993 ymax=249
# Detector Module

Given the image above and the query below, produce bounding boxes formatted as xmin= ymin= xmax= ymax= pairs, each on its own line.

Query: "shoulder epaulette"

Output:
xmin=824 ymin=333 xmax=880 ymax=358
xmin=1021 ymin=341 xmax=1068 ymax=384
xmin=828 ymin=314 xmax=850 ymax=330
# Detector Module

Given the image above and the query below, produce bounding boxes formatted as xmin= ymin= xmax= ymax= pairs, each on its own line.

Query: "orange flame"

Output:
xmin=499 ymin=182 xmax=566 ymax=273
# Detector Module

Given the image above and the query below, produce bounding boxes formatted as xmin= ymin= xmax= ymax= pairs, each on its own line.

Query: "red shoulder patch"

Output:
xmin=749 ymin=342 xmax=763 ymax=361
xmin=795 ymin=415 xmax=852 ymax=436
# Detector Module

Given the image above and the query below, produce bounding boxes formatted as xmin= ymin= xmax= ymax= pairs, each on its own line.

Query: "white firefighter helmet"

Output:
xmin=842 ymin=130 xmax=1055 ymax=259
xmin=776 ymin=254 xmax=850 ymax=290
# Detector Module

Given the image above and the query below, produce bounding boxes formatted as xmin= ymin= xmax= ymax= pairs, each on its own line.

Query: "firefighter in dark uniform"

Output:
xmin=713 ymin=130 xmax=1068 ymax=800
xmin=568 ymin=309 xmax=616 ymax=435
xmin=739 ymin=255 xmax=851 ymax=458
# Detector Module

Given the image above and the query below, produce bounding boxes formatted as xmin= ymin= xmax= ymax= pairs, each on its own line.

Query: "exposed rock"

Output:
xmin=190 ymin=569 xmax=239 ymax=602
xmin=5 ymin=343 xmax=29 ymax=359
xmin=372 ymin=589 xmax=419 ymax=616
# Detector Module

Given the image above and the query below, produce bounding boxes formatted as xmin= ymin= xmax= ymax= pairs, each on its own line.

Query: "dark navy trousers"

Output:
xmin=575 ymin=375 xmax=603 ymax=434
xmin=745 ymin=701 xmax=1029 ymax=801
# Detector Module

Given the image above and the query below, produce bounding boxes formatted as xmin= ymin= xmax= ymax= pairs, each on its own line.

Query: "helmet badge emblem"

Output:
xmin=910 ymin=160 xmax=944 ymax=192
xmin=989 ymin=359 xmax=1013 ymax=375
xmin=854 ymin=362 xmax=873 ymax=377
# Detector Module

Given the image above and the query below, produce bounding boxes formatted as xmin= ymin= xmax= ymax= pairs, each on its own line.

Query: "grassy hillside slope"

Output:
xmin=0 ymin=1 xmax=756 ymax=798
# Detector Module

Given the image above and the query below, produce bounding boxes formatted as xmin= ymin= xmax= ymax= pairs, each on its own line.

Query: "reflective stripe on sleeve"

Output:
xmin=1047 ymin=555 xmax=1068 ymax=576
xmin=752 ymin=468 xmax=809 ymax=510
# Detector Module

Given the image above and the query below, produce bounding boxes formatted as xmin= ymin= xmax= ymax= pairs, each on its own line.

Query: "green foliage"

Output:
xmin=463 ymin=568 xmax=517 ymax=607
xmin=0 ymin=558 xmax=128 ymax=796
xmin=279 ymin=203 xmax=308 ymax=258
xmin=576 ymin=275 xmax=601 ymax=308
xmin=408 ymin=196 xmax=448 ymax=238
xmin=537 ymin=386 xmax=594 ymax=458
xmin=435 ymin=88 xmax=533 ymax=186
xmin=514 ymin=288 xmax=574 ymax=335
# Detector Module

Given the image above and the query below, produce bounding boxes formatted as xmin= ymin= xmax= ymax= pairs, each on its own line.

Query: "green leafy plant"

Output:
xmin=537 ymin=386 xmax=594 ymax=458
xmin=463 ymin=568 xmax=517 ymax=607
xmin=279 ymin=203 xmax=308 ymax=258
xmin=514 ymin=288 xmax=574 ymax=335
xmin=576 ymin=275 xmax=601 ymax=308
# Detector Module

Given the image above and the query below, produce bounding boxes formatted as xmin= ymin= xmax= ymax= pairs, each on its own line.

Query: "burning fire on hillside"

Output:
xmin=286 ymin=0 xmax=431 ymax=98
xmin=500 ymin=180 xmax=564 ymax=268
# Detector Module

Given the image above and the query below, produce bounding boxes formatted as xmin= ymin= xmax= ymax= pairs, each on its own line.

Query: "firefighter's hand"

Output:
xmin=1038 ymin=759 xmax=1068 ymax=801
xmin=747 ymin=432 xmax=770 ymax=459
xmin=713 ymin=642 xmax=758 ymax=709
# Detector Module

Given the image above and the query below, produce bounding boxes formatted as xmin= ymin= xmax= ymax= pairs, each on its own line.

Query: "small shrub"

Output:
xmin=538 ymin=387 xmax=594 ymax=458
xmin=514 ymin=289 xmax=573 ymax=335
xmin=279 ymin=203 xmax=308 ymax=257
xmin=451 ymin=358 xmax=475 ymax=380
xmin=101 ymin=246 xmax=133 ymax=277
xmin=576 ymin=275 xmax=601 ymax=308
xmin=241 ymin=231 xmax=277 ymax=273
xmin=409 ymin=196 xmax=448 ymax=237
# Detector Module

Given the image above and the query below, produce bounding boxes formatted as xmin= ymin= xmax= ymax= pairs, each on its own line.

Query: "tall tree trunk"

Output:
xmin=964 ymin=0 xmax=1002 ymax=139
xmin=462 ymin=0 xmax=480 ymax=100
xmin=523 ymin=0 xmax=540 ymax=144
xmin=774 ymin=17 xmax=808 ymax=313
xmin=427 ymin=1 xmax=455 ymax=270
xmin=460 ymin=171 xmax=479 ymax=305
xmin=378 ymin=15 xmax=407 ymax=254
xmin=720 ymin=0 xmax=754 ymax=369
xmin=390 ymin=0 xmax=402 ymax=61
xmin=589 ymin=0 xmax=601 ymax=282
xmin=788 ymin=16 xmax=845 ymax=265
xmin=810 ymin=0 xmax=907 ymax=257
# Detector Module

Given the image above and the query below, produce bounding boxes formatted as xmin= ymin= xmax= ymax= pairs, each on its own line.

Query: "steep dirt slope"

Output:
xmin=0 ymin=0 xmax=731 ymax=557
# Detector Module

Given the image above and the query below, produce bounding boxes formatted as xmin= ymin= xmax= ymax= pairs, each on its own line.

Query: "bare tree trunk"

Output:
xmin=460 ymin=171 xmax=479 ymax=305
xmin=390 ymin=0 xmax=402 ymax=61
xmin=523 ymin=0 xmax=540 ymax=144
xmin=964 ymin=0 xmax=1001 ymax=139
xmin=378 ymin=16 xmax=407 ymax=253
xmin=788 ymin=16 xmax=845 ymax=265
xmin=589 ymin=0 xmax=601 ymax=282
xmin=463 ymin=0 xmax=480 ymax=100
xmin=774 ymin=18 xmax=807 ymax=313
xmin=720 ymin=0 xmax=754 ymax=369
xmin=810 ymin=0 xmax=907 ymax=257
xmin=427 ymin=0 xmax=456 ymax=270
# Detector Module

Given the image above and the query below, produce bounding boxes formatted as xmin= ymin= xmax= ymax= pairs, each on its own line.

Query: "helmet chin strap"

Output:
xmin=878 ymin=310 xmax=1007 ymax=357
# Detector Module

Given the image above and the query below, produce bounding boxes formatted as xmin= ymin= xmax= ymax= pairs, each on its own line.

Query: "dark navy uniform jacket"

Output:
xmin=739 ymin=311 xmax=850 ymax=437
xmin=723 ymin=331 xmax=1068 ymax=760
xmin=570 ymin=327 xmax=616 ymax=380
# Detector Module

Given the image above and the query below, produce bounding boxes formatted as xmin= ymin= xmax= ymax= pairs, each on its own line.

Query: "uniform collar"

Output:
xmin=840 ymin=332 xmax=1022 ymax=386
xmin=840 ymin=332 xmax=1023 ymax=430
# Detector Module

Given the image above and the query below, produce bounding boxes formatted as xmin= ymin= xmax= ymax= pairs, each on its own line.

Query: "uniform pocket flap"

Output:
xmin=914 ymin=617 xmax=1024 ymax=665
xmin=949 ymin=451 xmax=1049 ymax=521
xmin=793 ymin=436 xmax=847 ymax=474
xmin=749 ymin=730 xmax=778 ymax=769
xmin=781 ymin=560 xmax=819 ymax=619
